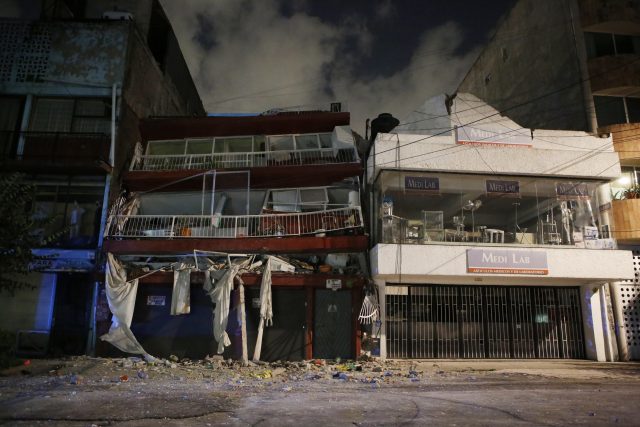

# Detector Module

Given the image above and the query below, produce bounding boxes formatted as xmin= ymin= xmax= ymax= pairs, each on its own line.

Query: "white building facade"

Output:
xmin=367 ymin=94 xmax=635 ymax=361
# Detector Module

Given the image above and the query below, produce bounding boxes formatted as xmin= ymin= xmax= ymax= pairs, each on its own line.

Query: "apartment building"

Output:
xmin=0 ymin=0 xmax=203 ymax=356
xmin=101 ymin=107 xmax=368 ymax=361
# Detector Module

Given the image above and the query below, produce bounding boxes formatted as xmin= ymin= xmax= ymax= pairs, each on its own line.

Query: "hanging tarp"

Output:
xmin=171 ymin=263 xmax=191 ymax=315
xmin=259 ymin=257 xmax=273 ymax=327
xmin=100 ymin=253 xmax=149 ymax=358
xmin=203 ymin=265 xmax=240 ymax=354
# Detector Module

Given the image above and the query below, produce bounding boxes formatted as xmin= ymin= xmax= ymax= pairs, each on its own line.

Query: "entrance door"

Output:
xmin=50 ymin=273 xmax=92 ymax=355
xmin=386 ymin=285 xmax=584 ymax=359
xmin=313 ymin=289 xmax=352 ymax=359
xmin=246 ymin=288 xmax=306 ymax=361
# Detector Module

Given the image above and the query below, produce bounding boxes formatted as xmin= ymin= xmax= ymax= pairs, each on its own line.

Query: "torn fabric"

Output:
xmin=171 ymin=263 xmax=191 ymax=315
xmin=259 ymin=257 xmax=273 ymax=327
xmin=100 ymin=253 xmax=149 ymax=357
xmin=203 ymin=265 xmax=240 ymax=354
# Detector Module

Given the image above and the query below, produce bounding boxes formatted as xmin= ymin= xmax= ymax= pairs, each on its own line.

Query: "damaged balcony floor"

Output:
xmin=1 ymin=357 xmax=639 ymax=426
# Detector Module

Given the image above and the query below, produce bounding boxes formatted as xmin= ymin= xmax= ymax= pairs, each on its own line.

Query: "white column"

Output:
xmin=376 ymin=280 xmax=386 ymax=360
xmin=581 ymin=284 xmax=607 ymax=361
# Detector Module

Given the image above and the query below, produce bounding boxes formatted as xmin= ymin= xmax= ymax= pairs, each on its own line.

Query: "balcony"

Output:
xmin=103 ymin=207 xmax=367 ymax=255
xmin=107 ymin=207 xmax=362 ymax=239
xmin=0 ymin=131 xmax=111 ymax=173
xmin=601 ymin=122 xmax=640 ymax=165
xmin=611 ymin=198 xmax=640 ymax=242
xmin=131 ymin=147 xmax=358 ymax=172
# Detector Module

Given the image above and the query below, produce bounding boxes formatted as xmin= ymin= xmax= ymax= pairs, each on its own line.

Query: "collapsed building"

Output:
xmin=100 ymin=107 xmax=370 ymax=361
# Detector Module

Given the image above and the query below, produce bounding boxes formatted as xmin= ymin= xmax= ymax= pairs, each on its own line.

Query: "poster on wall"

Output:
xmin=486 ymin=179 xmax=520 ymax=197
xmin=555 ymin=182 xmax=590 ymax=200
xmin=404 ymin=176 xmax=440 ymax=194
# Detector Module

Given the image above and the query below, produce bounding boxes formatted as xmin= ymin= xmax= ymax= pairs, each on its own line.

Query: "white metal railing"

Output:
xmin=132 ymin=147 xmax=358 ymax=171
xmin=107 ymin=207 xmax=363 ymax=239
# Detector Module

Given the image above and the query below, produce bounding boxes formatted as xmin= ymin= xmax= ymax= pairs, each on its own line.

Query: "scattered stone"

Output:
xmin=169 ymin=355 xmax=179 ymax=362
xmin=69 ymin=374 xmax=82 ymax=385
xmin=137 ymin=370 xmax=148 ymax=379
xmin=120 ymin=375 xmax=129 ymax=382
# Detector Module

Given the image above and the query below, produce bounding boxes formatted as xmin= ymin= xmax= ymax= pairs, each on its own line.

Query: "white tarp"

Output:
xmin=203 ymin=265 xmax=240 ymax=354
xmin=100 ymin=253 xmax=149 ymax=357
xmin=259 ymin=257 xmax=273 ymax=326
xmin=171 ymin=263 xmax=191 ymax=315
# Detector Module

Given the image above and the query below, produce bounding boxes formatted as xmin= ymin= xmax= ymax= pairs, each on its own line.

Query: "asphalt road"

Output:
xmin=1 ymin=358 xmax=639 ymax=426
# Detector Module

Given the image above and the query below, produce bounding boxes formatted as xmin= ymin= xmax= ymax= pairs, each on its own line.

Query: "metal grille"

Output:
xmin=386 ymin=285 xmax=584 ymax=359
xmin=612 ymin=248 xmax=640 ymax=360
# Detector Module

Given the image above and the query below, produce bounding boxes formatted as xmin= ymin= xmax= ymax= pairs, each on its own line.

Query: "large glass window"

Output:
xmin=375 ymin=171 xmax=607 ymax=247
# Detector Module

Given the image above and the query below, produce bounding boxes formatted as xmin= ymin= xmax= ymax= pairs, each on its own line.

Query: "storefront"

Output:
xmin=385 ymin=284 xmax=583 ymax=359
xmin=371 ymin=244 xmax=634 ymax=361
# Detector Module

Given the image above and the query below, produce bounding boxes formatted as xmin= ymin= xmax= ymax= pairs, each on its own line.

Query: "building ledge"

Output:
xmin=123 ymin=163 xmax=362 ymax=191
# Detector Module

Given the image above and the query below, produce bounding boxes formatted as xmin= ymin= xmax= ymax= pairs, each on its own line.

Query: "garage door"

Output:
xmin=386 ymin=285 xmax=584 ymax=359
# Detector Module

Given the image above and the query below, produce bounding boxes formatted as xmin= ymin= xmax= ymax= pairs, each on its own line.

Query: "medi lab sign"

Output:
xmin=467 ymin=248 xmax=548 ymax=275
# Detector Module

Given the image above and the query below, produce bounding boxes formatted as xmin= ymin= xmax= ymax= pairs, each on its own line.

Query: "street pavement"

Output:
xmin=1 ymin=357 xmax=639 ymax=426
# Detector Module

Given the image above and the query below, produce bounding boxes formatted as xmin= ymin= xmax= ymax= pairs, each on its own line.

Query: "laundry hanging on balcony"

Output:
xmin=101 ymin=253 xmax=151 ymax=359
xmin=171 ymin=263 xmax=191 ymax=315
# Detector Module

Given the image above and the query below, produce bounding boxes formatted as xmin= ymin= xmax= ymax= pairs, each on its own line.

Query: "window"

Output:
xmin=29 ymin=98 xmax=110 ymax=134
xmin=594 ymin=96 xmax=640 ymax=126
xmin=267 ymin=133 xmax=333 ymax=151
xmin=266 ymin=187 xmax=329 ymax=212
xmin=30 ymin=177 xmax=105 ymax=248
xmin=147 ymin=140 xmax=185 ymax=155
xmin=585 ymin=32 xmax=640 ymax=58
xmin=185 ymin=138 xmax=213 ymax=154
xmin=0 ymin=96 xmax=24 ymax=157
xmin=627 ymin=97 xmax=640 ymax=123
xmin=268 ymin=135 xmax=294 ymax=151
xmin=216 ymin=136 xmax=254 ymax=153
xmin=594 ymin=96 xmax=627 ymax=127
xmin=375 ymin=171 xmax=606 ymax=247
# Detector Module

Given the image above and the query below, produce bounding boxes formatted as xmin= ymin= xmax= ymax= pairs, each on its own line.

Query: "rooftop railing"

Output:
xmin=107 ymin=207 xmax=364 ymax=239
xmin=131 ymin=147 xmax=358 ymax=171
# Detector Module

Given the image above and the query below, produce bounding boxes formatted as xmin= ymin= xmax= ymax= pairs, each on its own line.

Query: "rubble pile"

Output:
xmin=16 ymin=355 xmax=441 ymax=390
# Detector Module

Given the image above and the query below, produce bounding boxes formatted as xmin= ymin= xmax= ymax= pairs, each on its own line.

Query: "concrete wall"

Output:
xmin=457 ymin=0 xmax=590 ymax=131
xmin=368 ymin=132 xmax=620 ymax=183
xmin=371 ymin=243 xmax=635 ymax=285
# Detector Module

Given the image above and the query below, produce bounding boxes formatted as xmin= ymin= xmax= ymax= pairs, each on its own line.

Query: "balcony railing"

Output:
xmin=1 ymin=131 xmax=110 ymax=166
xmin=106 ymin=207 xmax=364 ymax=239
xmin=132 ymin=147 xmax=358 ymax=171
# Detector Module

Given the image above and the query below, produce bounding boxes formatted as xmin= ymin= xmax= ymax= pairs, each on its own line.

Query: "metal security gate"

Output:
xmin=386 ymin=285 xmax=584 ymax=359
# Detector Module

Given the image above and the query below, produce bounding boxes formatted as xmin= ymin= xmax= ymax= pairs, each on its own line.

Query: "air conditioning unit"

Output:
xmin=103 ymin=11 xmax=134 ymax=20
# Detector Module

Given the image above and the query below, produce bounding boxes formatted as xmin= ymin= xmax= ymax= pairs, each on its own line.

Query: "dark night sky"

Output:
xmin=1 ymin=0 xmax=519 ymax=129
xmin=160 ymin=0 xmax=518 ymax=128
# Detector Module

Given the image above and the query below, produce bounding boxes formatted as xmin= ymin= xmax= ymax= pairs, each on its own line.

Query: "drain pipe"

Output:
xmin=88 ymin=83 xmax=118 ymax=356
